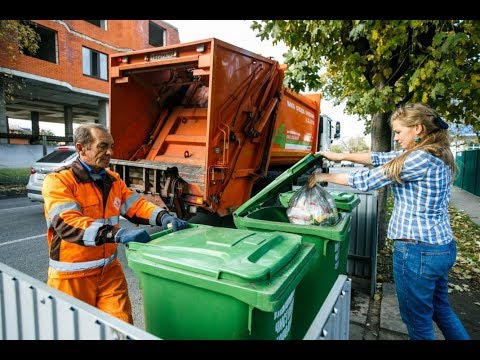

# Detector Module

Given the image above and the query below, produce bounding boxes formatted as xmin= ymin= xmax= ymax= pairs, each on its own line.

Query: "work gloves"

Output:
xmin=160 ymin=213 xmax=188 ymax=231
xmin=114 ymin=228 xmax=151 ymax=244
xmin=112 ymin=211 xmax=188 ymax=246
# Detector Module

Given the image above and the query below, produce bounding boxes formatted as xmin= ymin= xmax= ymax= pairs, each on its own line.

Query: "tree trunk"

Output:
xmin=371 ymin=112 xmax=392 ymax=250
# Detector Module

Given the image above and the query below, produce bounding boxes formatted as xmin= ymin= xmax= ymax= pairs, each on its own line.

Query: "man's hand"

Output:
xmin=160 ymin=213 xmax=188 ymax=232
xmin=114 ymin=228 xmax=151 ymax=244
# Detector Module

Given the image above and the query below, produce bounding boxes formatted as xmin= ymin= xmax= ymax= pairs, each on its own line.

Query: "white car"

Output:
xmin=340 ymin=160 xmax=354 ymax=167
xmin=26 ymin=146 xmax=77 ymax=202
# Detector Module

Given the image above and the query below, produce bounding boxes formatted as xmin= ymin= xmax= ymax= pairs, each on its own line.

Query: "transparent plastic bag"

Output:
xmin=286 ymin=184 xmax=339 ymax=226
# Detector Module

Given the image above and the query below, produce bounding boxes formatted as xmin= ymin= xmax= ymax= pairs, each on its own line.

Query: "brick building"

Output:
xmin=0 ymin=20 xmax=179 ymax=144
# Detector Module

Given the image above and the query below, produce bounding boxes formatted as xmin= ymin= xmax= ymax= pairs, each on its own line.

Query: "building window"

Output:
xmin=149 ymin=21 xmax=165 ymax=47
xmin=85 ymin=20 xmax=107 ymax=30
xmin=82 ymin=47 xmax=108 ymax=81
xmin=23 ymin=23 xmax=57 ymax=64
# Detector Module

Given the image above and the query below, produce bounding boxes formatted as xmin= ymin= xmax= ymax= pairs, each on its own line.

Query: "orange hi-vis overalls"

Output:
xmin=42 ymin=159 xmax=164 ymax=324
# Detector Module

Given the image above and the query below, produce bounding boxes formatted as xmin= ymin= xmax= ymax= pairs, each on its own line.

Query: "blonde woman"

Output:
xmin=308 ymin=103 xmax=470 ymax=340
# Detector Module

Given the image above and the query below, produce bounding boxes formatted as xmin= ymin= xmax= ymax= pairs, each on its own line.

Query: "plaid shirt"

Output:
xmin=347 ymin=150 xmax=453 ymax=245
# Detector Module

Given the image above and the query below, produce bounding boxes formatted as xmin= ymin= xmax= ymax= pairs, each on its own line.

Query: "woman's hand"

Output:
xmin=308 ymin=171 xmax=349 ymax=187
xmin=317 ymin=151 xmax=343 ymax=162
xmin=308 ymin=173 xmax=327 ymax=188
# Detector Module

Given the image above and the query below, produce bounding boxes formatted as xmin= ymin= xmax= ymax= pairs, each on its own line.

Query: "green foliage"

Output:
xmin=0 ymin=168 xmax=30 ymax=185
xmin=0 ymin=20 xmax=40 ymax=103
xmin=40 ymin=129 xmax=55 ymax=136
xmin=330 ymin=144 xmax=344 ymax=153
xmin=333 ymin=135 xmax=369 ymax=153
xmin=252 ymin=20 xmax=480 ymax=133
xmin=347 ymin=135 xmax=370 ymax=152
xmin=0 ymin=20 xmax=39 ymax=58
xmin=39 ymin=129 xmax=58 ymax=145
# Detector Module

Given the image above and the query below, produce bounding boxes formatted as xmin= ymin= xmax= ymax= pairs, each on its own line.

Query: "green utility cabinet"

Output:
xmin=126 ymin=224 xmax=317 ymax=340
xmin=455 ymin=150 xmax=480 ymax=196
xmin=233 ymin=154 xmax=359 ymax=339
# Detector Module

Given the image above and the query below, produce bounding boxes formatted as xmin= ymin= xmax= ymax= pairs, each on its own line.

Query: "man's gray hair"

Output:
xmin=74 ymin=123 xmax=108 ymax=147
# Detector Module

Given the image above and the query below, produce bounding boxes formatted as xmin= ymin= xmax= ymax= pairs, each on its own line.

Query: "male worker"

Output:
xmin=42 ymin=123 xmax=188 ymax=324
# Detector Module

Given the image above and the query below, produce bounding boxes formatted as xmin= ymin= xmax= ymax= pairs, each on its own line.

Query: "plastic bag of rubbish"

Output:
xmin=286 ymin=184 xmax=339 ymax=226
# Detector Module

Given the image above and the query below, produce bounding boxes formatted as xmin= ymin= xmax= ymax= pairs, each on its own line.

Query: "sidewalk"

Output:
xmin=349 ymin=186 xmax=480 ymax=340
xmin=450 ymin=186 xmax=480 ymax=226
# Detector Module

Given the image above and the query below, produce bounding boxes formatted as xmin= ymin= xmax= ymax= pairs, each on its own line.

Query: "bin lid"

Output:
xmin=234 ymin=153 xmax=321 ymax=218
xmin=127 ymin=225 xmax=317 ymax=312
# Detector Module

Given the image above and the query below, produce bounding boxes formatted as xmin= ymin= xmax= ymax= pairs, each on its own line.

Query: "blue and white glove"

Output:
xmin=114 ymin=228 xmax=151 ymax=244
xmin=160 ymin=213 xmax=188 ymax=232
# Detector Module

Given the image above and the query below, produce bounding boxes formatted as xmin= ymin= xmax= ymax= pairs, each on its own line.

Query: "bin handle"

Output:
xmin=323 ymin=239 xmax=330 ymax=256
xmin=248 ymin=305 xmax=254 ymax=335
xmin=217 ymin=236 xmax=300 ymax=281
xmin=246 ymin=237 xmax=300 ymax=279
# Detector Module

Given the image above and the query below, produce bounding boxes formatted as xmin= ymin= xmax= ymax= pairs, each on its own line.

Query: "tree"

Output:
xmin=330 ymin=144 xmax=344 ymax=153
xmin=252 ymin=20 xmax=480 ymax=249
xmin=450 ymin=123 xmax=480 ymax=153
xmin=40 ymin=129 xmax=58 ymax=145
xmin=347 ymin=136 xmax=370 ymax=153
xmin=333 ymin=135 xmax=370 ymax=153
xmin=0 ymin=20 xmax=39 ymax=103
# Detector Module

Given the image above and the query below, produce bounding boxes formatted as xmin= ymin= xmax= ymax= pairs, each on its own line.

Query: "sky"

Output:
xmin=10 ymin=20 xmax=367 ymax=143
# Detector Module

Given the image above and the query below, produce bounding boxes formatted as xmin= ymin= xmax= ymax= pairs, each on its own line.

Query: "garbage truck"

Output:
xmin=108 ymin=38 xmax=340 ymax=219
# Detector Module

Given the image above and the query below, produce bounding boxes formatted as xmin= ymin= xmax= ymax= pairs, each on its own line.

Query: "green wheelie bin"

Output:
xmin=233 ymin=153 xmax=359 ymax=339
xmin=126 ymin=224 xmax=317 ymax=340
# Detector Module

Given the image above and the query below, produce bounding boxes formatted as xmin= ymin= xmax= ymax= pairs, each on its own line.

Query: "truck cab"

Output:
xmin=319 ymin=114 xmax=340 ymax=152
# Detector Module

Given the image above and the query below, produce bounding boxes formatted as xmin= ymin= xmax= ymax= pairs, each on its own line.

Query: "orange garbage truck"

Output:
xmin=109 ymin=38 xmax=339 ymax=219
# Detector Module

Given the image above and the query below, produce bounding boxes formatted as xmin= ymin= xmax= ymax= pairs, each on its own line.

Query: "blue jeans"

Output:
xmin=393 ymin=240 xmax=470 ymax=340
